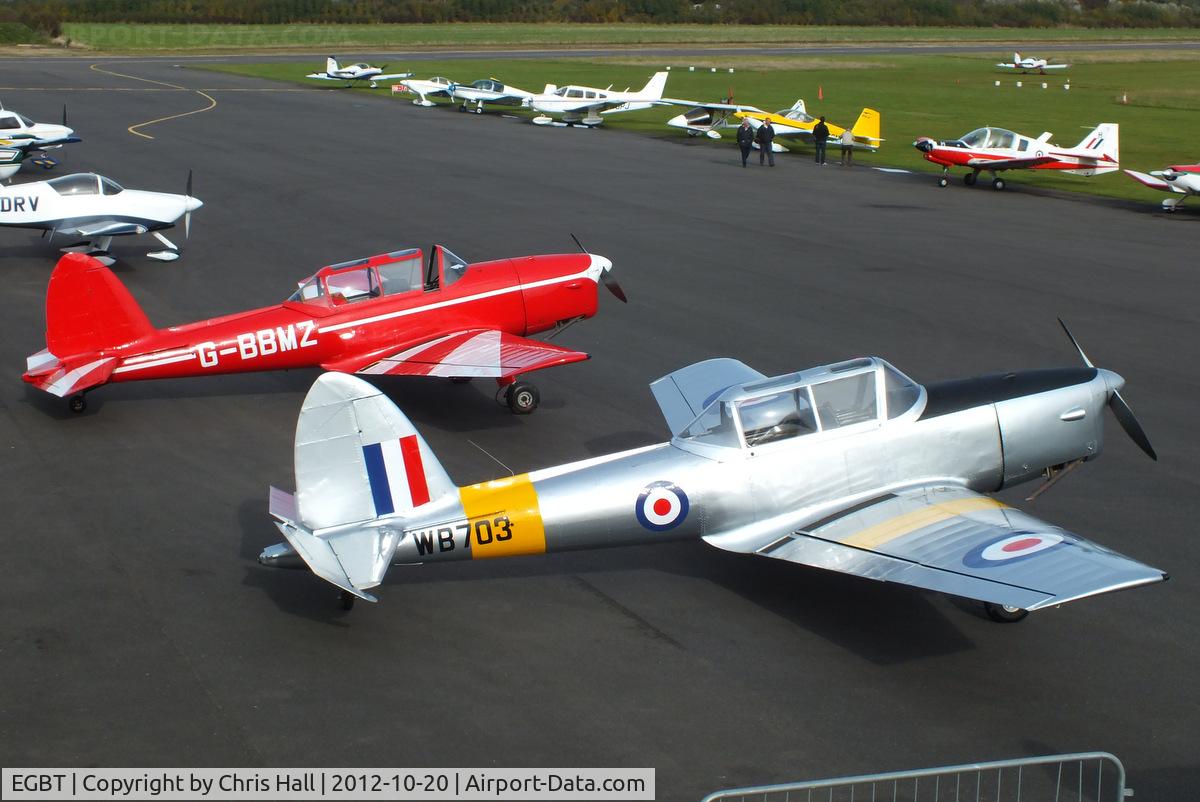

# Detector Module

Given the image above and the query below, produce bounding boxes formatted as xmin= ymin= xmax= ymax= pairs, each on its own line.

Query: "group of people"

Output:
xmin=736 ymin=116 xmax=857 ymax=168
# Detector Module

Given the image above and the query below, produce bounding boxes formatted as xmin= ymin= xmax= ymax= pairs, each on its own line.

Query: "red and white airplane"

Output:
xmin=1124 ymin=163 xmax=1200 ymax=212
xmin=914 ymin=123 xmax=1118 ymax=190
xmin=24 ymin=243 xmax=624 ymax=414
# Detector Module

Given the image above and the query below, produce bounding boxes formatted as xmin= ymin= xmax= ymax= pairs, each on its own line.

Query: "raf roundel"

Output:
xmin=635 ymin=481 xmax=690 ymax=532
xmin=964 ymin=531 xmax=1065 ymax=568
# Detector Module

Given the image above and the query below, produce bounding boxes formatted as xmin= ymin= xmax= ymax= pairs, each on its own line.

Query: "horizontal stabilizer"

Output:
xmin=276 ymin=519 xmax=387 ymax=601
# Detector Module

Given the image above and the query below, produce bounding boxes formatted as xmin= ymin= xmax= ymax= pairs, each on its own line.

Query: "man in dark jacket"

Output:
xmin=812 ymin=116 xmax=830 ymax=165
xmin=736 ymin=118 xmax=755 ymax=167
xmin=755 ymin=119 xmax=775 ymax=167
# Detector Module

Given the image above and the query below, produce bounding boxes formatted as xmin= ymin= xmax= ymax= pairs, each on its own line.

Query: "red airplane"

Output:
xmin=24 ymin=243 xmax=624 ymax=414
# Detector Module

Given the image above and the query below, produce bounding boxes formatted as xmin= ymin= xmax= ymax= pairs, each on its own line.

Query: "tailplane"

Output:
xmin=271 ymin=372 xmax=459 ymax=597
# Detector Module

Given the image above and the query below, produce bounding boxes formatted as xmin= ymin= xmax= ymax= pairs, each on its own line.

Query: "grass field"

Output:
xmin=63 ymin=22 xmax=1200 ymax=52
xmin=202 ymin=53 xmax=1200 ymax=203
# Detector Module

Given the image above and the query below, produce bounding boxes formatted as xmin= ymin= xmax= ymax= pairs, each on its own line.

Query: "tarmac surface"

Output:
xmin=1 ymin=56 xmax=1197 ymax=799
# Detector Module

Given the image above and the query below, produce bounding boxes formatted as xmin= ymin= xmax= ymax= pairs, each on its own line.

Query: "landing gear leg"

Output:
xmin=937 ymin=168 xmax=949 ymax=188
xmin=339 ymin=590 xmax=356 ymax=611
xmin=984 ymin=602 xmax=1028 ymax=623
xmin=69 ymin=393 xmax=87 ymax=414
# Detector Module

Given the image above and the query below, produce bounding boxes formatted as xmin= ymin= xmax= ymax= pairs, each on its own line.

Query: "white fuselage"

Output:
xmin=0 ymin=176 xmax=200 ymax=235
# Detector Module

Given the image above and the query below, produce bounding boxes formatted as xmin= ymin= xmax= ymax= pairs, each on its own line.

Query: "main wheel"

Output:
xmin=474 ymin=106 xmax=482 ymax=114
xmin=937 ymin=176 xmax=948 ymax=187
xmin=69 ymin=394 xmax=87 ymax=414
xmin=339 ymin=590 xmax=356 ymax=611
xmin=984 ymin=602 xmax=1028 ymax=623
xmin=964 ymin=172 xmax=977 ymax=186
xmin=992 ymin=177 xmax=1006 ymax=191
xmin=506 ymin=382 xmax=539 ymax=415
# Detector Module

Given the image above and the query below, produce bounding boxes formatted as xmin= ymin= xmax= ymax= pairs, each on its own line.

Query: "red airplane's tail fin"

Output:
xmin=44 ymin=252 xmax=155 ymax=357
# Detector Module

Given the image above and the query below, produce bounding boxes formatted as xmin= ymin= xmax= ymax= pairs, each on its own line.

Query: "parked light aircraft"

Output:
xmin=527 ymin=72 xmax=670 ymax=126
xmin=997 ymin=53 xmax=1069 ymax=73
xmin=1124 ymin=164 xmax=1200 ymax=212
xmin=260 ymin=322 xmax=1164 ymax=621
xmin=0 ymin=172 xmax=201 ymax=264
xmin=448 ymin=78 xmax=534 ymax=114
xmin=0 ymin=104 xmax=80 ymax=176
xmin=306 ymin=57 xmax=411 ymax=88
xmin=914 ymin=123 xmax=1119 ymax=190
xmin=735 ymin=100 xmax=882 ymax=153
xmin=393 ymin=76 xmax=456 ymax=106
xmin=664 ymin=92 xmax=764 ymax=139
xmin=24 ymin=243 xmax=624 ymax=414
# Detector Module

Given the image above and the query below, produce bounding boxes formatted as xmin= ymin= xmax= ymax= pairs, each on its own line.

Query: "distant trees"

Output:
xmin=3 ymin=0 xmax=1198 ymax=28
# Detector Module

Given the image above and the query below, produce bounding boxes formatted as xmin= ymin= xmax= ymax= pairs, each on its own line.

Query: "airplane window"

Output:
xmin=0 ymin=115 xmax=18 ymax=130
xmin=100 ymin=177 xmax=124 ymax=195
xmin=47 ymin=173 xmax=100 ymax=196
xmin=377 ymin=254 xmax=424 ymax=296
xmin=18 ymin=114 xmax=33 ymax=127
xmin=325 ymin=266 xmax=380 ymax=303
xmin=737 ymin=389 xmax=818 ymax=447
xmin=681 ymin=401 xmax=740 ymax=449
xmin=288 ymin=276 xmax=325 ymax=302
xmin=585 ymin=90 xmax=596 ymax=99
xmin=567 ymin=88 xmax=584 ymax=98
xmin=991 ymin=130 xmax=1016 ymax=149
xmin=440 ymin=246 xmax=470 ymax=287
xmin=960 ymin=128 xmax=988 ymax=148
xmin=811 ymin=373 xmax=878 ymax=430
xmin=883 ymin=365 xmax=921 ymax=419
xmin=433 ymin=77 xmax=450 ymax=85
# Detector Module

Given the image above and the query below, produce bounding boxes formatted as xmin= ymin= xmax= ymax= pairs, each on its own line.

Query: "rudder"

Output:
xmin=850 ymin=108 xmax=882 ymax=146
xmin=45 ymin=253 xmax=155 ymax=357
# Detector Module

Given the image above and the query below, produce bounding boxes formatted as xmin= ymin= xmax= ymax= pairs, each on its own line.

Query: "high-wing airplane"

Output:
xmin=24 ymin=243 xmax=624 ymax=414
xmin=735 ymin=100 xmax=882 ymax=153
xmin=392 ymin=76 xmax=456 ymax=106
xmin=0 ymin=104 xmax=80 ymax=176
xmin=306 ymin=57 xmax=412 ymax=88
xmin=664 ymin=92 xmax=764 ymax=139
xmin=1124 ymin=164 xmax=1200 ymax=212
xmin=0 ymin=171 xmax=201 ymax=264
xmin=997 ymin=53 xmax=1069 ymax=73
xmin=527 ymin=72 xmax=670 ymax=126
xmin=261 ymin=322 xmax=1165 ymax=621
xmin=914 ymin=123 xmax=1119 ymax=190
xmin=448 ymin=78 xmax=534 ymax=114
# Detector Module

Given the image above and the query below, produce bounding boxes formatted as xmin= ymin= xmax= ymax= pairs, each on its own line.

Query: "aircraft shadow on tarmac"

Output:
xmin=236 ymin=498 xmax=978 ymax=663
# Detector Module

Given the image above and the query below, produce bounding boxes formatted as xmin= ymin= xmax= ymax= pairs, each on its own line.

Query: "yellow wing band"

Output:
xmin=841 ymin=496 xmax=1008 ymax=550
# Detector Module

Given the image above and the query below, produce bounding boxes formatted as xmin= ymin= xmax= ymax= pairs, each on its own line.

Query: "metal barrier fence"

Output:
xmin=701 ymin=752 xmax=1129 ymax=802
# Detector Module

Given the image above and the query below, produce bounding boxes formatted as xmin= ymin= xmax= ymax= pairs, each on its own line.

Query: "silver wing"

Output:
xmin=650 ymin=357 xmax=766 ymax=435
xmin=704 ymin=484 xmax=1166 ymax=611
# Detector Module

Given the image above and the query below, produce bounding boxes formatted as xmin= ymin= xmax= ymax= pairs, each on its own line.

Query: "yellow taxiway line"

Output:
xmin=89 ymin=62 xmax=218 ymax=139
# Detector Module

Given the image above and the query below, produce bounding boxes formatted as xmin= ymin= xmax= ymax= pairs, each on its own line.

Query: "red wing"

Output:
xmin=331 ymin=329 xmax=589 ymax=379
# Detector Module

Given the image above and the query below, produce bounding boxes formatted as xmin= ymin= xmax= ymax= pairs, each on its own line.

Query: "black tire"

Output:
xmin=69 ymin=394 xmax=87 ymax=414
xmin=506 ymin=382 xmax=539 ymax=414
xmin=339 ymin=590 xmax=356 ymax=611
xmin=964 ymin=172 xmax=977 ymax=186
xmin=984 ymin=602 xmax=1028 ymax=623
xmin=937 ymin=176 xmax=948 ymax=187
xmin=992 ymin=177 xmax=1006 ymax=191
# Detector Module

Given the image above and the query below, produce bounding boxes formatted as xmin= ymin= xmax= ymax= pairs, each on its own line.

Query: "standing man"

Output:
xmin=839 ymin=127 xmax=855 ymax=166
xmin=736 ymin=118 xmax=755 ymax=168
xmin=813 ymin=116 xmax=830 ymax=165
xmin=756 ymin=118 xmax=775 ymax=167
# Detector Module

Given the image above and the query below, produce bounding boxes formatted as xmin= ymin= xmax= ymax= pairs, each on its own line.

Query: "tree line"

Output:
xmin=6 ymin=0 xmax=1200 ymax=35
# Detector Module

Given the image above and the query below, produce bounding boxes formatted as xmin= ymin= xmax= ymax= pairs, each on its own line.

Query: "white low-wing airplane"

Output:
xmin=0 ymin=104 xmax=80 ymax=177
xmin=0 ymin=172 xmax=202 ymax=264
xmin=664 ymin=92 xmax=764 ymax=139
xmin=1125 ymin=164 xmax=1200 ymax=212
xmin=306 ymin=57 xmax=412 ymax=88
xmin=392 ymin=76 xmax=456 ymax=106
xmin=528 ymin=72 xmax=670 ymax=126
xmin=997 ymin=53 xmax=1070 ymax=73
xmin=448 ymin=78 xmax=534 ymax=114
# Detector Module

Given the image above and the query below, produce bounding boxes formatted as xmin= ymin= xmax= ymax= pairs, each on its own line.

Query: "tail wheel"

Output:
xmin=506 ymin=382 xmax=539 ymax=415
xmin=984 ymin=602 xmax=1028 ymax=623
xmin=69 ymin=394 xmax=87 ymax=414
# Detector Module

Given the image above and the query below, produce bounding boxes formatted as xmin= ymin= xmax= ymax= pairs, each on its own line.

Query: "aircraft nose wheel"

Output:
xmin=69 ymin=393 xmax=87 ymax=414
xmin=992 ymin=177 xmax=1006 ymax=191
xmin=984 ymin=602 xmax=1028 ymax=623
xmin=937 ymin=176 xmax=948 ymax=187
xmin=505 ymin=382 xmax=540 ymax=414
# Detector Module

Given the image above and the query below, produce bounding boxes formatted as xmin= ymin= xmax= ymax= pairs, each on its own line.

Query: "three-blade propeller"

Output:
xmin=571 ymin=233 xmax=627 ymax=303
xmin=1059 ymin=318 xmax=1157 ymax=461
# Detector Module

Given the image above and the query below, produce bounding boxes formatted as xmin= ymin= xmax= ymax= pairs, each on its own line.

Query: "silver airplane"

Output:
xmin=261 ymin=322 xmax=1165 ymax=621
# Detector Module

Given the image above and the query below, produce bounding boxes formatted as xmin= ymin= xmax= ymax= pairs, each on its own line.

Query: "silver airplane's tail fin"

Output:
xmin=271 ymin=372 xmax=458 ymax=598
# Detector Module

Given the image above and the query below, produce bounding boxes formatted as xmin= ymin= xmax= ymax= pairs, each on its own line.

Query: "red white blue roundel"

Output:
xmin=963 ymin=531 xmax=1065 ymax=568
xmin=636 ymin=481 xmax=689 ymax=532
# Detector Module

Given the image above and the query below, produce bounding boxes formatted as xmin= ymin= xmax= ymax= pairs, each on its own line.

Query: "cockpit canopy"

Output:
xmin=472 ymin=79 xmax=504 ymax=92
xmin=288 ymin=245 xmax=470 ymax=304
xmin=47 ymin=173 xmax=123 ymax=196
xmin=0 ymin=111 xmax=33 ymax=130
xmin=678 ymin=357 xmax=925 ymax=451
xmin=958 ymin=127 xmax=1018 ymax=150
xmin=777 ymin=107 xmax=815 ymax=124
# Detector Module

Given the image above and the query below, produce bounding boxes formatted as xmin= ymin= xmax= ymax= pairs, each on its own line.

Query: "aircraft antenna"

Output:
xmin=467 ymin=439 xmax=515 ymax=477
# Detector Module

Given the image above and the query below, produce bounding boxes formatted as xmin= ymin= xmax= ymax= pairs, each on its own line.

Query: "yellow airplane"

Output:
xmin=736 ymin=100 xmax=882 ymax=153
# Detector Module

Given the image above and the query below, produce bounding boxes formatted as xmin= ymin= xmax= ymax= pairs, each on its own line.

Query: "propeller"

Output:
xmin=571 ymin=233 xmax=626 ymax=303
xmin=1059 ymin=318 xmax=1157 ymax=461
xmin=185 ymin=169 xmax=194 ymax=239
xmin=62 ymin=104 xmax=67 ymax=127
